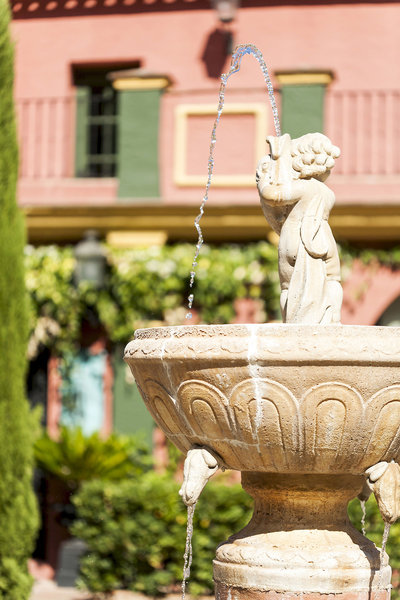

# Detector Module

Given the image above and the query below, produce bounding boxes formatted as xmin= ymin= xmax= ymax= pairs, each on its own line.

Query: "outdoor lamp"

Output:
xmin=74 ymin=230 xmax=107 ymax=288
xmin=211 ymin=0 xmax=239 ymax=24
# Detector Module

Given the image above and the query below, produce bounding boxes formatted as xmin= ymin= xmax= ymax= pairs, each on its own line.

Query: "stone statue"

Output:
xmin=256 ymin=132 xmax=342 ymax=324
xmin=359 ymin=461 xmax=400 ymax=524
xmin=179 ymin=447 xmax=220 ymax=506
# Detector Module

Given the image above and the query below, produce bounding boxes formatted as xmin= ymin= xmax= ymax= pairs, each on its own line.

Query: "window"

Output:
xmin=77 ymin=85 xmax=118 ymax=177
xmin=73 ymin=64 xmax=139 ymax=179
xmin=73 ymin=63 xmax=168 ymax=197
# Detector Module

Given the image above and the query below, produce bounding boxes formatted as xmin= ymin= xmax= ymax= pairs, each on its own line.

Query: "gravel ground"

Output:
xmin=29 ymin=582 xmax=205 ymax=600
xmin=29 ymin=580 xmax=148 ymax=599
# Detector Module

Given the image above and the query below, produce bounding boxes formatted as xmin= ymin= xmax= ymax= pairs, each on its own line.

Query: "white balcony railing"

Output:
xmin=325 ymin=89 xmax=400 ymax=176
xmin=15 ymin=90 xmax=400 ymax=181
xmin=16 ymin=96 xmax=75 ymax=179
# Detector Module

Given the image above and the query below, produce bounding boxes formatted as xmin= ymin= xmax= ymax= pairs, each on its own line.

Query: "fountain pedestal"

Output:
xmin=215 ymin=473 xmax=390 ymax=600
xmin=125 ymin=324 xmax=400 ymax=600
xmin=124 ymin=120 xmax=400 ymax=599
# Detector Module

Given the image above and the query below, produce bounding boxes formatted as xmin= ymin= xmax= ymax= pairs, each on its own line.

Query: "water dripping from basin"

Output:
xmin=360 ymin=499 xmax=366 ymax=536
xmin=181 ymin=503 xmax=197 ymax=600
xmin=379 ymin=522 xmax=391 ymax=588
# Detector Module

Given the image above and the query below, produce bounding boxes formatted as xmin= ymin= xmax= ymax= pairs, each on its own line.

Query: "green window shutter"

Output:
xmin=75 ymin=86 xmax=90 ymax=177
xmin=112 ymin=347 xmax=154 ymax=446
xmin=281 ymin=84 xmax=325 ymax=138
xmin=276 ymin=71 xmax=334 ymax=139
xmin=117 ymin=88 xmax=162 ymax=198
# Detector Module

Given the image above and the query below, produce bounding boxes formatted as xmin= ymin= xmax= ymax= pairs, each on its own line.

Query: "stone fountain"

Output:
xmin=124 ymin=129 xmax=400 ymax=600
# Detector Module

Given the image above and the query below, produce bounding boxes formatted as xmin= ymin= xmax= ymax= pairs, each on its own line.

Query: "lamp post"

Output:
xmin=74 ymin=230 xmax=107 ymax=289
xmin=211 ymin=0 xmax=239 ymax=55
xmin=211 ymin=0 xmax=239 ymax=24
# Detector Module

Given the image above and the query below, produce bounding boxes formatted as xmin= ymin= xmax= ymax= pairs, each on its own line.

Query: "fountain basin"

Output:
xmin=124 ymin=323 xmax=400 ymax=476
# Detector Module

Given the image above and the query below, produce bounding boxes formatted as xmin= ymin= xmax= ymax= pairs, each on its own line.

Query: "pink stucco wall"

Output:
xmin=11 ymin=1 xmax=400 ymax=209
xmin=12 ymin=1 xmax=400 ymax=206
xmin=12 ymin=2 xmax=400 ymax=97
xmin=11 ymin=2 xmax=400 ymax=326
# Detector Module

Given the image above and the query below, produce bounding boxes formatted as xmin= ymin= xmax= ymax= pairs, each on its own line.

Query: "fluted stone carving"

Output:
xmin=125 ymin=323 xmax=400 ymax=597
xmin=125 ymin=325 xmax=400 ymax=476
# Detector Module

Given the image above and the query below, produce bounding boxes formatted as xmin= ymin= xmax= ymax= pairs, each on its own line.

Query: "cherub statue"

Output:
xmin=256 ymin=132 xmax=342 ymax=324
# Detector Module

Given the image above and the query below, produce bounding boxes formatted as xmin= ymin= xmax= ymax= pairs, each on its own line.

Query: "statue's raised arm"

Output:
xmin=256 ymin=132 xmax=342 ymax=324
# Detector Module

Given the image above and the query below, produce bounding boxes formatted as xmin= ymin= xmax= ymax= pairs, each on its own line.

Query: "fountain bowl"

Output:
xmin=124 ymin=323 xmax=400 ymax=476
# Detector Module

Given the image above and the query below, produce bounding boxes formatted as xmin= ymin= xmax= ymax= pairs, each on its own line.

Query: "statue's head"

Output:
xmin=256 ymin=132 xmax=340 ymax=188
xmin=290 ymin=133 xmax=340 ymax=181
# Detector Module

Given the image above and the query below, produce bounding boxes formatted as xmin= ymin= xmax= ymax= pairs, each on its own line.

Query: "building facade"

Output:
xmin=11 ymin=0 xmax=400 ymax=570
xmin=12 ymin=0 xmax=400 ymax=429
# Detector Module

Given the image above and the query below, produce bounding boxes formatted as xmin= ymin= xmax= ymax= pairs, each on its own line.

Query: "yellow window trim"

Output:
xmin=174 ymin=103 xmax=268 ymax=188
xmin=112 ymin=77 xmax=170 ymax=91
xmin=275 ymin=72 xmax=334 ymax=86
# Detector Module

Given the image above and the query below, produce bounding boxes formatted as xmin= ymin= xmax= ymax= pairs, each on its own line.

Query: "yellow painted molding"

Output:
xmin=106 ymin=230 xmax=167 ymax=247
xmin=173 ymin=103 xmax=268 ymax=188
xmin=23 ymin=203 xmax=400 ymax=244
xmin=275 ymin=71 xmax=334 ymax=86
xmin=112 ymin=77 xmax=170 ymax=91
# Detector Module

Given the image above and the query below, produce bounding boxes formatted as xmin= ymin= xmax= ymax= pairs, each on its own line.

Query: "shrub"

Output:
xmin=34 ymin=426 xmax=152 ymax=491
xmin=71 ymin=473 xmax=253 ymax=596
xmin=0 ymin=2 xmax=39 ymax=596
xmin=72 ymin=470 xmax=400 ymax=598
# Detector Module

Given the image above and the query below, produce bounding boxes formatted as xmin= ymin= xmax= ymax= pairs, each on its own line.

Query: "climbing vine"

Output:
xmin=25 ymin=242 xmax=281 ymax=358
xmin=25 ymin=241 xmax=400 ymax=360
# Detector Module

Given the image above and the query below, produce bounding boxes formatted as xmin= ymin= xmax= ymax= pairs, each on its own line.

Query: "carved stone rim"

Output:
xmin=124 ymin=323 xmax=400 ymax=365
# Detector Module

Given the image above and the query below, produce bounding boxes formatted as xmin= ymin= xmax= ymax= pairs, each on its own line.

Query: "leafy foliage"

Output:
xmin=0 ymin=2 xmax=39 ymax=597
xmin=71 ymin=469 xmax=400 ymax=597
xmin=26 ymin=240 xmax=400 ymax=361
xmin=34 ymin=426 xmax=153 ymax=491
xmin=71 ymin=473 xmax=252 ymax=596
xmin=25 ymin=242 xmax=281 ymax=357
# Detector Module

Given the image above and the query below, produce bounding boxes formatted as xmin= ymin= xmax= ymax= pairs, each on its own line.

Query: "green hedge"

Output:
xmin=72 ymin=472 xmax=400 ymax=597
xmin=71 ymin=473 xmax=253 ymax=596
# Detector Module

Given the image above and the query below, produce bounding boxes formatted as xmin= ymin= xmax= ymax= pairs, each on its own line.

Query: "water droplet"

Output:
xmin=186 ymin=312 xmax=192 ymax=320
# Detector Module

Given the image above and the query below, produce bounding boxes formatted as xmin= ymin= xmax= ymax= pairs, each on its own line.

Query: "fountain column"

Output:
xmin=214 ymin=473 xmax=391 ymax=600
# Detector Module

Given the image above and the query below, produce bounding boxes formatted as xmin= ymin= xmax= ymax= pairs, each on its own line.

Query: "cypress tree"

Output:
xmin=0 ymin=1 xmax=39 ymax=597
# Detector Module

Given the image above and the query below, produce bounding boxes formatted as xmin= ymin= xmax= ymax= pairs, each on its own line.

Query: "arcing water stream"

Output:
xmin=186 ymin=44 xmax=281 ymax=319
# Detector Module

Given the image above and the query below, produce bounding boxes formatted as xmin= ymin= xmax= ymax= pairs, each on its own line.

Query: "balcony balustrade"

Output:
xmin=17 ymin=96 xmax=75 ymax=179
xmin=16 ymin=90 xmax=400 ymax=183
xmin=325 ymin=89 xmax=400 ymax=177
